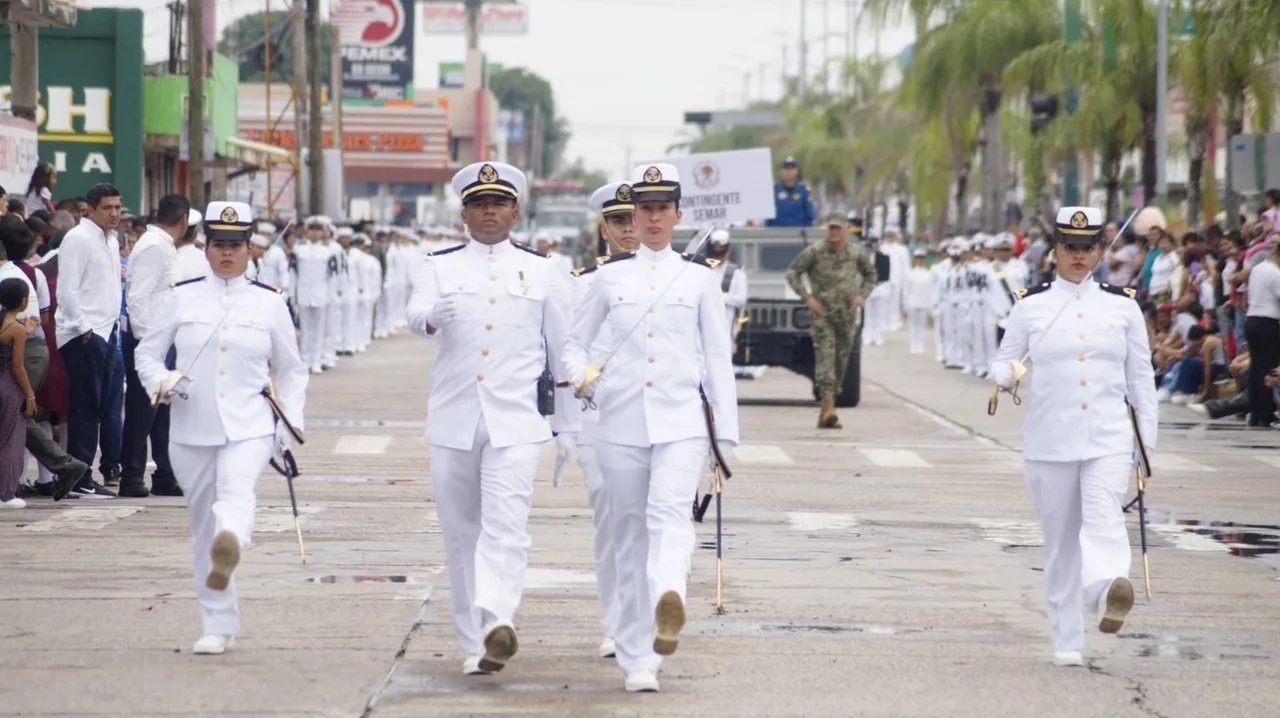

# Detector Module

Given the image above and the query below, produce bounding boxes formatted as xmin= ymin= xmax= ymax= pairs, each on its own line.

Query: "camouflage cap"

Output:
xmin=824 ymin=211 xmax=848 ymax=228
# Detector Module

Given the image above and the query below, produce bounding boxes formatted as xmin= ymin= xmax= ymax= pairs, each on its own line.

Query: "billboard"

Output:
xmin=0 ymin=9 xmax=144 ymax=210
xmin=0 ymin=115 xmax=39 ymax=199
xmin=332 ymin=0 xmax=416 ymax=101
xmin=422 ymin=3 xmax=529 ymax=35
xmin=635 ymin=148 xmax=777 ymax=226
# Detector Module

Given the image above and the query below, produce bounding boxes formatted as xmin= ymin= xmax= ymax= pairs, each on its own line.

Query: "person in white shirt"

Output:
xmin=903 ymin=249 xmax=934 ymax=354
xmin=136 ymin=200 xmax=308 ymax=656
xmin=929 ymin=240 xmax=953 ymax=362
xmin=990 ymin=206 xmax=1157 ymax=668
xmin=54 ymin=183 xmax=128 ymax=500
xmin=565 ymin=163 xmax=739 ymax=693
xmin=406 ymin=161 xmax=579 ymax=677
xmin=350 ymin=234 xmax=381 ymax=352
xmin=294 ymin=217 xmax=332 ymax=374
xmin=881 ymin=226 xmax=911 ymax=331
xmin=320 ymin=220 xmax=344 ymax=369
xmin=707 ymin=229 xmax=747 ymax=349
xmin=176 ymin=222 xmax=212 ymax=281
xmin=256 ymin=223 xmax=291 ymax=294
xmin=245 ymin=233 xmax=268 ymax=281
xmin=120 ymin=195 xmax=195 ymax=498
xmin=1244 ymin=241 xmax=1280 ymax=426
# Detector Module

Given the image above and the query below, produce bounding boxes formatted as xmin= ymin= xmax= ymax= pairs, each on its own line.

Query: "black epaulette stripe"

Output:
xmin=429 ymin=244 xmax=464 ymax=257
xmin=1100 ymin=283 xmax=1138 ymax=300
xmin=571 ymin=265 xmax=598 ymax=277
xmin=601 ymin=251 xmax=636 ymax=266
xmin=174 ymin=276 xmax=206 ymax=287
xmin=252 ymin=280 xmax=283 ymax=294
xmin=1013 ymin=282 xmax=1051 ymax=301
xmin=680 ymin=252 xmax=719 ymax=269
xmin=513 ymin=243 xmax=548 ymax=257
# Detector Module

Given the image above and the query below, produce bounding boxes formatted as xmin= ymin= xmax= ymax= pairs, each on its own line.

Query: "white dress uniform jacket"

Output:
xmin=135 ymin=275 xmax=309 ymax=447
xmin=564 ymin=245 xmax=740 ymax=449
xmin=407 ymin=239 xmax=581 ymax=449
xmin=990 ymin=277 xmax=1158 ymax=460
xmin=176 ymin=244 xmax=212 ymax=282
xmin=259 ymin=243 xmax=292 ymax=293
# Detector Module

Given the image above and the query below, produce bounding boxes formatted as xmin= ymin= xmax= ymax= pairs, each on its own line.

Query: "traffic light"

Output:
xmin=1030 ymin=95 xmax=1059 ymax=134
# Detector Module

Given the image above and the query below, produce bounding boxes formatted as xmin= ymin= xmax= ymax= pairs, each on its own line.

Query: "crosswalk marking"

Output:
xmin=972 ymin=519 xmax=1043 ymax=547
xmin=1254 ymin=455 xmax=1280 ymax=468
xmin=333 ymin=435 xmax=392 ymax=455
xmin=1152 ymin=454 xmax=1215 ymax=472
xmin=20 ymin=506 xmax=143 ymax=533
xmin=859 ymin=448 xmax=931 ymax=468
xmin=256 ymin=506 xmax=323 ymax=533
xmin=732 ymin=444 xmax=794 ymax=465
xmin=787 ymin=511 xmax=858 ymax=532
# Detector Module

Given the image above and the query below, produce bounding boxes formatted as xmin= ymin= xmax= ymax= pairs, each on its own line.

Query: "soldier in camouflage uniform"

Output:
xmin=785 ymin=212 xmax=877 ymax=429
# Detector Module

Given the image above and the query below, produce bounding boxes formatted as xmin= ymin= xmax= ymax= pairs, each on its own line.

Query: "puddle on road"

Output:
xmin=308 ymin=418 xmax=426 ymax=430
xmin=1145 ymin=510 xmax=1280 ymax=558
xmin=305 ymin=574 xmax=420 ymax=584
xmin=1118 ymin=633 xmax=1271 ymax=662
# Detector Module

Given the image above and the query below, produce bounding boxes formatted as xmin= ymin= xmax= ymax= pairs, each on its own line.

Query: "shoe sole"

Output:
xmin=52 ymin=465 xmax=90 ymax=502
xmin=1099 ymin=578 xmax=1135 ymax=634
xmin=478 ymin=625 xmax=518 ymax=673
xmin=653 ymin=591 xmax=685 ymax=656
xmin=206 ymin=531 xmax=241 ymax=591
xmin=625 ymin=681 xmax=659 ymax=693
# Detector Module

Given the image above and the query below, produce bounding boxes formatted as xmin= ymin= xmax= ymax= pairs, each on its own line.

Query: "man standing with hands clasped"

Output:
xmin=785 ymin=212 xmax=877 ymax=429
xmin=407 ymin=161 xmax=579 ymax=677
xmin=565 ymin=163 xmax=739 ymax=694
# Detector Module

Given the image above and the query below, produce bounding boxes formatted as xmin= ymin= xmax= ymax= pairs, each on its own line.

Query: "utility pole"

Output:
xmin=331 ymin=25 xmax=345 ymax=210
xmin=530 ymin=103 xmax=544 ymax=180
xmin=822 ymin=0 xmax=830 ymax=94
xmin=798 ymin=0 xmax=808 ymax=97
xmin=1155 ymin=0 xmax=1169 ymax=207
xmin=306 ymin=0 xmax=324 ymax=216
xmin=1062 ymin=0 xmax=1081 ymax=207
xmin=187 ymin=0 xmax=206 ymax=209
xmin=8 ymin=24 xmax=38 ymax=122
xmin=291 ymin=0 xmax=307 ymax=217
xmin=743 ymin=72 xmax=751 ymax=107
xmin=265 ymin=5 xmax=273 ymax=217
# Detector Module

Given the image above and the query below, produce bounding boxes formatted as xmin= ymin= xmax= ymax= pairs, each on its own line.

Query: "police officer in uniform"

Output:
xmin=989 ymin=206 xmax=1157 ymax=667
xmin=764 ymin=156 xmax=816 ymax=228
xmin=136 ymin=201 xmax=309 ymax=656
xmin=554 ymin=180 xmax=640 ymax=660
xmin=784 ymin=212 xmax=876 ymax=429
xmin=406 ymin=161 xmax=580 ymax=677
xmin=565 ymin=163 xmax=739 ymax=693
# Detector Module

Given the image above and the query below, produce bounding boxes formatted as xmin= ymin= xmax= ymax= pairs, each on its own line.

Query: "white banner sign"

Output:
xmin=637 ymin=147 xmax=777 ymax=226
xmin=0 ymin=115 xmax=39 ymax=198
xmin=422 ymin=3 xmax=529 ymax=35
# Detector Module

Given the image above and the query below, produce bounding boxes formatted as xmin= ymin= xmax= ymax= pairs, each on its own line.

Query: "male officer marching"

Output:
xmin=555 ymin=180 xmax=639 ymax=661
xmin=135 ymin=201 xmax=309 ymax=655
xmin=565 ymin=163 xmax=739 ymax=693
xmin=785 ymin=212 xmax=876 ymax=428
xmin=407 ymin=161 xmax=579 ymax=676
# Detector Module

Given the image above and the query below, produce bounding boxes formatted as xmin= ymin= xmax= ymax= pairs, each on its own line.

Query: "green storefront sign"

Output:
xmin=0 ymin=9 xmax=144 ymax=210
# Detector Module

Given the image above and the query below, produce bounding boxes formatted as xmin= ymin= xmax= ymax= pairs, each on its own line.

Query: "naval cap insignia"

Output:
xmin=643 ymin=166 xmax=663 ymax=183
xmin=1070 ymin=210 xmax=1088 ymax=229
xmin=616 ymin=184 xmax=633 ymax=202
xmin=220 ymin=206 xmax=239 ymax=224
xmin=478 ymin=163 xmax=498 ymax=183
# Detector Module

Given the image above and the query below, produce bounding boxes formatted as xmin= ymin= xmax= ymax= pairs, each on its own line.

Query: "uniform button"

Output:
xmin=476 ymin=373 xmax=485 ymax=381
xmin=488 ymin=256 xmax=495 ymax=263
xmin=1080 ymin=334 xmax=1086 ymax=340
xmin=648 ymin=308 xmax=655 ymax=314
xmin=648 ymin=357 xmax=656 ymax=363
xmin=485 ymin=323 xmax=493 ymax=330
xmin=1080 ymin=379 xmax=1087 ymax=386
xmin=222 ymin=324 xmax=229 ymax=331
xmin=225 ymin=290 xmax=232 ymax=297
xmin=646 ymin=381 xmax=653 ymax=387
xmin=1075 ymin=295 xmax=1082 ymax=301
xmin=677 ymin=296 xmax=683 ymax=302
xmin=1077 ymin=313 xmax=1084 ymax=318
xmin=647 ymin=331 xmax=654 ymax=337
xmin=220 ymin=344 xmax=228 ymax=352
xmin=489 ymin=297 xmax=496 ymax=305
xmin=1078 ymin=355 xmax=1085 ymax=362
xmin=1081 ymin=403 xmax=1088 ymax=410
xmin=481 ymin=348 xmax=489 ymax=356
xmin=490 ymin=274 xmax=498 ymax=281
xmin=218 ymin=369 xmax=225 ymax=376
xmin=219 ymin=391 xmax=225 ymax=398
xmin=651 ymin=264 xmax=658 ymax=270
xmin=649 ymin=285 xmax=656 ymax=291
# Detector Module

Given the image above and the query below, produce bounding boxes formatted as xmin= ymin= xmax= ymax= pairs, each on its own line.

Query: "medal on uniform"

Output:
xmin=519 ymin=270 xmax=531 ymax=295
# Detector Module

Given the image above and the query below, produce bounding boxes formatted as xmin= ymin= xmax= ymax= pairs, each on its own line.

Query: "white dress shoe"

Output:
xmin=478 ymin=620 xmax=518 ymax=672
xmin=598 ymin=637 xmax=616 ymax=658
xmin=192 ymin=634 xmax=235 ymax=655
xmin=625 ymin=669 xmax=659 ymax=692
xmin=1 ymin=497 xmax=27 ymax=508
xmin=1053 ymin=651 xmax=1083 ymax=667
xmin=462 ymin=656 xmax=493 ymax=676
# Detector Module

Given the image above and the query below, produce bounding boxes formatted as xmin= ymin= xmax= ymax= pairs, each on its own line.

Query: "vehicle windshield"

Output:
xmin=537 ymin=211 xmax=585 ymax=228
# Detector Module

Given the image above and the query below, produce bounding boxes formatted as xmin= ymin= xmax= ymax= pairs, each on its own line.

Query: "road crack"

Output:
xmin=1087 ymin=662 xmax=1169 ymax=718
xmin=360 ymin=587 xmax=434 ymax=718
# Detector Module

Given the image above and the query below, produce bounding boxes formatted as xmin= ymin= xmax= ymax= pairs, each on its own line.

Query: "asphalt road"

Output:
xmin=2 ymin=327 xmax=1277 ymax=717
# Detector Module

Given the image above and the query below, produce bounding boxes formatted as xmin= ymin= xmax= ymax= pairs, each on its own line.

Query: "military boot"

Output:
xmin=819 ymin=395 xmax=842 ymax=429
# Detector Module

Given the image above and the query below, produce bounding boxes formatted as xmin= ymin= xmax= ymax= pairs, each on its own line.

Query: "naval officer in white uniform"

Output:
xmin=989 ymin=206 xmax=1157 ymax=667
xmin=407 ymin=161 xmax=580 ymax=676
xmin=135 ymin=201 xmax=309 ymax=656
xmin=565 ymin=163 xmax=739 ymax=693
xmin=556 ymin=181 xmax=641 ymax=660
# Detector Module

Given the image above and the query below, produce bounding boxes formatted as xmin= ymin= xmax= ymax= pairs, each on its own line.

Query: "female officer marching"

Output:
xmin=989 ymin=206 xmax=1157 ymax=667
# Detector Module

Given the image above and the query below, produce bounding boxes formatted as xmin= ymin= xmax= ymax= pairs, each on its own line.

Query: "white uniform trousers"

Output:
xmin=577 ymin=443 xmax=619 ymax=641
xmin=170 ymin=436 xmax=274 ymax=636
xmin=356 ymin=300 xmax=374 ymax=349
xmin=374 ymin=289 xmax=393 ymax=336
xmin=1024 ymin=453 xmax=1132 ymax=652
xmin=299 ymin=306 xmax=326 ymax=368
xmin=429 ymin=419 xmax=541 ymax=657
xmin=944 ymin=303 xmax=967 ymax=367
xmin=864 ymin=284 xmax=891 ymax=345
xmin=906 ymin=308 xmax=929 ymax=354
xmin=323 ymin=300 xmax=342 ymax=363
xmin=979 ymin=309 xmax=999 ymax=374
xmin=932 ymin=310 xmax=945 ymax=362
xmin=596 ymin=437 xmax=708 ymax=674
xmin=888 ymin=284 xmax=904 ymax=331
xmin=339 ymin=300 xmax=356 ymax=352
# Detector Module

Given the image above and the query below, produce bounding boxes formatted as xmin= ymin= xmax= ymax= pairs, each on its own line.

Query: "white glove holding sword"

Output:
xmin=152 ymin=371 xmax=192 ymax=405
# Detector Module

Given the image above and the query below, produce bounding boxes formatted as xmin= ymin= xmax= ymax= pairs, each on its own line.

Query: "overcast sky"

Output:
xmin=113 ymin=0 xmax=914 ymax=180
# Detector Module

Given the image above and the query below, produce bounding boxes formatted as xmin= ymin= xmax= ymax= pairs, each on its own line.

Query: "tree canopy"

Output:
xmin=217 ymin=10 xmax=332 ymax=85
xmin=488 ymin=66 xmax=569 ymax=178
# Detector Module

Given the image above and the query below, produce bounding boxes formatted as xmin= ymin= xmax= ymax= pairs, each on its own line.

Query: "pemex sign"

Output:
xmin=0 ymin=9 xmax=143 ymax=209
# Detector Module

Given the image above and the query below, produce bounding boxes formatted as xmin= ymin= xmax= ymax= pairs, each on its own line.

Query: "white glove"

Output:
xmin=553 ymin=433 xmax=577 ymax=488
xmin=153 ymin=372 xmax=192 ymax=405
xmin=274 ymin=422 xmax=296 ymax=453
xmin=425 ymin=296 xmax=459 ymax=331
xmin=708 ymin=440 xmax=734 ymax=474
